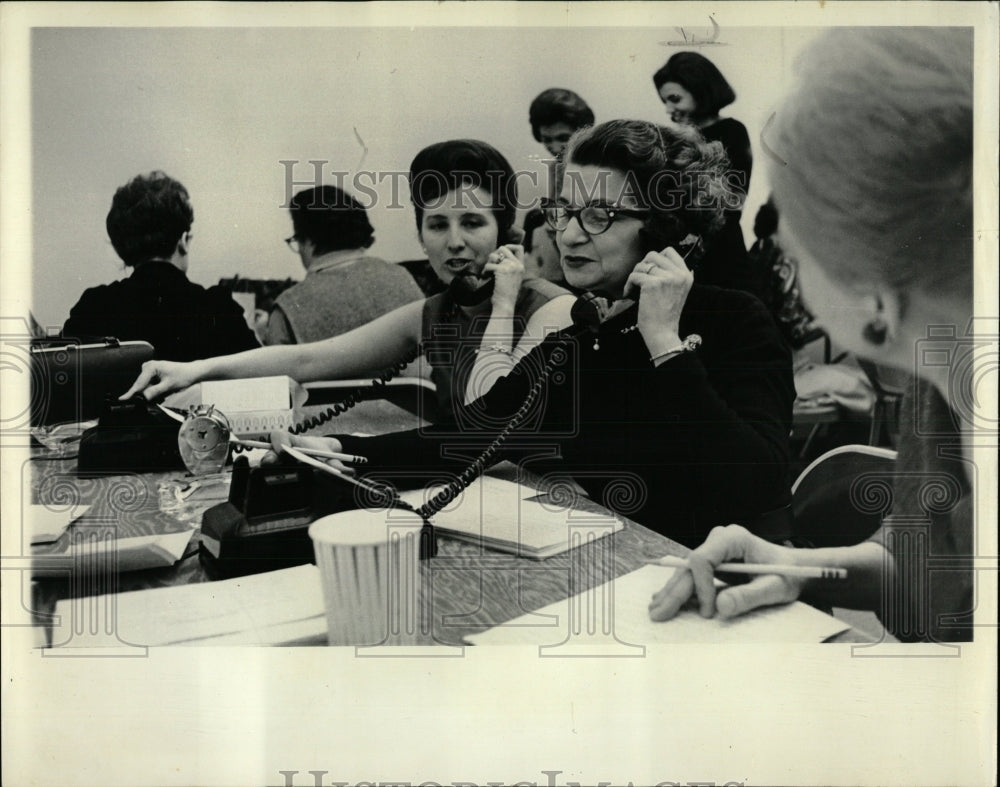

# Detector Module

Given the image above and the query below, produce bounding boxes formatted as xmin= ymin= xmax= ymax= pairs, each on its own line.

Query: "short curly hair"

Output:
xmin=529 ymin=88 xmax=595 ymax=141
xmin=652 ymin=52 xmax=736 ymax=120
xmin=564 ymin=119 xmax=734 ymax=254
xmin=289 ymin=185 xmax=375 ymax=255
xmin=106 ymin=171 xmax=193 ymax=266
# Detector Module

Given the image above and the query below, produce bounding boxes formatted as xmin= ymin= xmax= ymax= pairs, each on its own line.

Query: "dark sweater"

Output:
xmin=869 ymin=380 xmax=973 ymax=642
xmin=62 ymin=261 xmax=259 ymax=362
xmin=339 ymin=284 xmax=794 ymax=546
xmin=692 ymin=119 xmax=758 ymax=297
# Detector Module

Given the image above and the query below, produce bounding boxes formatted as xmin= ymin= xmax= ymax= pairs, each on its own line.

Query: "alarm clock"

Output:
xmin=178 ymin=404 xmax=232 ymax=475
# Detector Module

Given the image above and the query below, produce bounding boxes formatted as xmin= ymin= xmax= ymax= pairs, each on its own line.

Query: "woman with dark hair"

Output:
xmin=652 ymin=52 xmax=756 ymax=295
xmin=124 ymin=140 xmax=575 ymax=420
xmin=648 ymin=28 xmax=976 ymax=643
xmin=528 ymin=88 xmax=595 ymax=160
xmin=259 ymin=185 xmax=423 ymax=345
xmin=63 ymin=171 xmax=260 ymax=361
xmin=267 ymin=120 xmax=795 ymax=546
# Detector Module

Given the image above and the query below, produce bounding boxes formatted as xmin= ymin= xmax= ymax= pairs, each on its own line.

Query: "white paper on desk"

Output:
xmin=465 ymin=564 xmax=851 ymax=645
xmin=397 ymin=476 xmax=621 ymax=558
xmin=28 ymin=504 xmax=91 ymax=544
xmin=51 ymin=564 xmax=326 ymax=647
xmin=32 ymin=530 xmax=194 ymax=578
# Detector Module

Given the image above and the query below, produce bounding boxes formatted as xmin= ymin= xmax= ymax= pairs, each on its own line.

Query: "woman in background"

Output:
xmin=649 ymin=28 xmax=976 ymax=642
xmin=652 ymin=52 xmax=755 ymax=295
xmin=528 ymin=87 xmax=595 ymax=161
xmin=123 ymin=140 xmax=574 ymax=419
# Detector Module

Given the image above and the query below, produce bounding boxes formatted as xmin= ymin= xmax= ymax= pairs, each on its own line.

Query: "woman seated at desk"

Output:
xmin=266 ymin=119 xmax=796 ymax=547
xmin=123 ymin=140 xmax=575 ymax=421
xmin=648 ymin=28 xmax=976 ymax=642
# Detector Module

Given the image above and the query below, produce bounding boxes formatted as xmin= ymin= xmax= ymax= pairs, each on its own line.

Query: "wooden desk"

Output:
xmin=29 ymin=401 xmax=870 ymax=646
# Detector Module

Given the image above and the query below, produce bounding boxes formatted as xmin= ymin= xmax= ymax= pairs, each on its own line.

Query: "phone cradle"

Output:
xmin=200 ymin=457 xmax=436 ymax=579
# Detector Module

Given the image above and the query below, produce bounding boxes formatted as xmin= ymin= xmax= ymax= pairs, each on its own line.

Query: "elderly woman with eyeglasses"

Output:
xmin=269 ymin=119 xmax=796 ymax=546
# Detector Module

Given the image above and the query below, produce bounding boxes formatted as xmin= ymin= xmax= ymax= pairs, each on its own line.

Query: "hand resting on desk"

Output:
xmin=648 ymin=525 xmax=804 ymax=621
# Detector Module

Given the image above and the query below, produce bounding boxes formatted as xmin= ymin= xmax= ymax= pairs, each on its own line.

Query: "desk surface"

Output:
xmin=29 ymin=401 xmax=869 ymax=646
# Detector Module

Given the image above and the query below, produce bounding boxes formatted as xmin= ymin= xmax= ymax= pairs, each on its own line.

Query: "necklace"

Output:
xmin=592 ymin=323 xmax=638 ymax=352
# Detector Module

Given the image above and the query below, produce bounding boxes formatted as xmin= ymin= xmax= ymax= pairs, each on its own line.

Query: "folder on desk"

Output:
xmin=397 ymin=476 xmax=623 ymax=559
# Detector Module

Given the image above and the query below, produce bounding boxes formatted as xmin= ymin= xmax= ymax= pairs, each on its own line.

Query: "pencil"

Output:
xmin=646 ymin=555 xmax=847 ymax=580
xmin=281 ymin=445 xmax=387 ymax=499
xmin=233 ymin=438 xmax=368 ymax=465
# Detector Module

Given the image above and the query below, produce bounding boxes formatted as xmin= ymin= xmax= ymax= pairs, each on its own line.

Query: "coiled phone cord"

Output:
xmin=413 ymin=338 xmax=568 ymax=521
xmin=288 ymin=345 xmax=423 ymax=435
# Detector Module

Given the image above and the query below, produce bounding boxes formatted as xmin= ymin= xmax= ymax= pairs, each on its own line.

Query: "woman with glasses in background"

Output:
xmin=123 ymin=140 xmax=575 ymax=421
xmin=269 ymin=120 xmax=795 ymax=546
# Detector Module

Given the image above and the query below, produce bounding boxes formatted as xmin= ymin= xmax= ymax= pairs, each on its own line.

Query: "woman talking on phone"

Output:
xmin=123 ymin=140 xmax=574 ymax=420
xmin=270 ymin=119 xmax=796 ymax=545
xmin=648 ymin=28 xmax=976 ymax=642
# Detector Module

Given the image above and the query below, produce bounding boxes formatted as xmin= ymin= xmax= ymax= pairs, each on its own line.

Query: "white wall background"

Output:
xmin=31 ymin=25 xmax=819 ymax=329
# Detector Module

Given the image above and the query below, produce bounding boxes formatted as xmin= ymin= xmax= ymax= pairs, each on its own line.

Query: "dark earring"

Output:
xmin=863 ymin=316 xmax=888 ymax=346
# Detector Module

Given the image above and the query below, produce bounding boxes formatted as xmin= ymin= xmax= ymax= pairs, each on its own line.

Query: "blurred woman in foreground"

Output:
xmin=649 ymin=28 xmax=977 ymax=642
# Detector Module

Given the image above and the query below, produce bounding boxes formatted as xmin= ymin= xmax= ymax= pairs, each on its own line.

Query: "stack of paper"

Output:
xmin=397 ymin=476 xmax=622 ymax=559
xmin=51 ymin=564 xmax=326 ymax=647
xmin=465 ymin=564 xmax=851 ymax=646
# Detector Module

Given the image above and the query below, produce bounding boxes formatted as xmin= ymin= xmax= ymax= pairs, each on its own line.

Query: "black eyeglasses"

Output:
xmin=284 ymin=236 xmax=301 ymax=253
xmin=541 ymin=199 xmax=649 ymax=235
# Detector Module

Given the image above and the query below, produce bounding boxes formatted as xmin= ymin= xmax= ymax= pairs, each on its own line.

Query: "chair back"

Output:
xmin=791 ymin=444 xmax=897 ymax=548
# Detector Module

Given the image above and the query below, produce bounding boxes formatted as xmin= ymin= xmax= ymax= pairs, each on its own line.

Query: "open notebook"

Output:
xmin=397 ymin=476 xmax=623 ymax=559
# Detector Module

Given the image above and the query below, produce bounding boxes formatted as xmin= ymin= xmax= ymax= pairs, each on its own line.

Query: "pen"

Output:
xmin=234 ymin=438 xmax=368 ymax=465
xmin=646 ymin=555 xmax=847 ymax=580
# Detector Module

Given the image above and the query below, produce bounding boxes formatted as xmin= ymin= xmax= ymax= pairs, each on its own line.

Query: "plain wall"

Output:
xmin=31 ymin=25 xmax=819 ymax=329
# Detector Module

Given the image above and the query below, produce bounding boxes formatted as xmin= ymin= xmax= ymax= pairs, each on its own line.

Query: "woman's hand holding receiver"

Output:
xmin=484 ymin=244 xmax=526 ymax=312
xmin=625 ymin=246 xmax=695 ymax=361
xmin=648 ymin=524 xmax=805 ymax=621
xmin=120 ymin=359 xmax=202 ymax=401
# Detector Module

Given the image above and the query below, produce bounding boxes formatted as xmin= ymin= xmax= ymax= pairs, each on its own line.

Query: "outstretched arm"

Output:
xmin=121 ymin=299 xmax=425 ymax=400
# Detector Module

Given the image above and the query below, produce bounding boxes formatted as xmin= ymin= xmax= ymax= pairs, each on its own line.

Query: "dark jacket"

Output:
xmin=338 ymin=284 xmax=794 ymax=546
xmin=62 ymin=261 xmax=259 ymax=362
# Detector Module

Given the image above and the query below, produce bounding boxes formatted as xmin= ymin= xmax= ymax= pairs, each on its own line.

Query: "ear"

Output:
xmin=176 ymin=232 xmax=191 ymax=256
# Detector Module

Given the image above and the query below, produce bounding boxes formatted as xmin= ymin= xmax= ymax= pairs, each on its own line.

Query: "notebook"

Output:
xmin=397 ymin=476 xmax=623 ymax=559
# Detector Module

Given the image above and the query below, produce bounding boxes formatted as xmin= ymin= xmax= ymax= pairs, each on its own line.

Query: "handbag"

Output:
xmin=30 ymin=337 xmax=154 ymax=426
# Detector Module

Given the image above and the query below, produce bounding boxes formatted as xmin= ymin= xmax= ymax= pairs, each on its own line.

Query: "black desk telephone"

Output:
xmin=77 ymin=395 xmax=186 ymax=476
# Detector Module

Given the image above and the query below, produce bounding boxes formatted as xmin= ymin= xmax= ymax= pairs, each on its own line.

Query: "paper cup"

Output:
xmin=308 ymin=509 xmax=426 ymax=647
